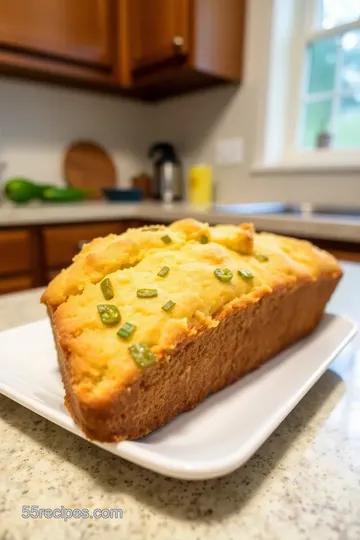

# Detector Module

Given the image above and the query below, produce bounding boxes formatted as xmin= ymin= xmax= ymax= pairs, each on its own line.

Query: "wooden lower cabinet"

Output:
xmin=325 ymin=249 xmax=360 ymax=262
xmin=0 ymin=221 xmax=134 ymax=295
xmin=1 ymin=221 xmax=360 ymax=296
xmin=43 ymin=222 xmax=128 ymax=269
xmin=310 ymin=239 xmax=360 ymax=262
xmin=0 ymin=229 xmax=32 ymax=275
xmin=0 ymin=275 xmax=33 ymax=294
xmin=0 ymin=228 xmax=37 ymax=295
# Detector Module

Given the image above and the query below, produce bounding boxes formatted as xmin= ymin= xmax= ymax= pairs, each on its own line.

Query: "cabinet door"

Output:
xmin=0 ymin=0 xmax=114 ymax=68
xmin=0 ymin=275 xmax=33 ymax=295
xmin=131 ymin=0 xmax=190 ymax=71
xmin=43 ymin=222 xmax=128 ymax=269
xmin=0 ymin=230 xmax=32 ymax=275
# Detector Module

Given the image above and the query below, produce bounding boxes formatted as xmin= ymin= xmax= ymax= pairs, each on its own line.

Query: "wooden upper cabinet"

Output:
xmin=130 ymin=0 xmax=190 ymax=72
xmin=193 ymin=0 xmax=246 ymax=82
xmin=127 ymin=0 xmax=247 ymax=99
xmin=0 ymin=0 xmax=246 ymax=99
xmin=0 ymin=0 xmax=115 ymax=69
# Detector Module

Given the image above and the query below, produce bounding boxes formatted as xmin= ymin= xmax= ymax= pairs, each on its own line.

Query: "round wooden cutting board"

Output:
xmin=63 ymin=140 xmax=117 ymax=198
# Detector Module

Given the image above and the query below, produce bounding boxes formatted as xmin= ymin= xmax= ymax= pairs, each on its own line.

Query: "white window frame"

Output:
xmin=253 ymin=0 xmax=360 ymax=174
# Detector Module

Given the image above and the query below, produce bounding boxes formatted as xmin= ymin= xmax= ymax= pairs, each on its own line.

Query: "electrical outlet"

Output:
xmin=216 ymin=137 xmax=243 ymax=165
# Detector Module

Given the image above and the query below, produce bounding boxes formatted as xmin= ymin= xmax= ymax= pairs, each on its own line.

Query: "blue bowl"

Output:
xmin=103 ymin=188 xmax=144 ymax=202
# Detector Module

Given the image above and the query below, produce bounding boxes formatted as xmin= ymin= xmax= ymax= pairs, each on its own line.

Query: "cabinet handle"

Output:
xmin=173 ymin=36 xmax=184 ymax=50
xmin=78 ymin=240 xmax=88 ymax=251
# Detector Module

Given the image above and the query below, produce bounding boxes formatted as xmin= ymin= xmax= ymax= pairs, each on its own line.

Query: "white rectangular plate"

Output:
xmin=0 ymin=314 xmax=356 ymax=480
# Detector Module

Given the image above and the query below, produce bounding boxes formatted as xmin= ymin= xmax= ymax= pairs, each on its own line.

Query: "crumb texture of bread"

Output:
xmin=43 ymin=218 xmax=342 ymax=441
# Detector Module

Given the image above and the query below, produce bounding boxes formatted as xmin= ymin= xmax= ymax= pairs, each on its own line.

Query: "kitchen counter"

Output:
xmin=2 ymin=200 xmax=360 ymax=242
xmin=0 ymin=263 xmax=359 ymax=540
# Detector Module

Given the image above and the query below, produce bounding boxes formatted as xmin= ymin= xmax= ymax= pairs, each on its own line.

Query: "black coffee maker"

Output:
xmin=148 ymin=142 xmax=183 ymax=202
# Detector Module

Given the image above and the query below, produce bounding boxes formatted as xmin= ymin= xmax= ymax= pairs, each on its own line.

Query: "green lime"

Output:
xmin=4 ymin=178 xmax=38 ymax=203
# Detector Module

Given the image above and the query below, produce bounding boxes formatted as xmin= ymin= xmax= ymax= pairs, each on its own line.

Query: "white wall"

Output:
xmin=0 ymin=79 xmax=154 ymax=187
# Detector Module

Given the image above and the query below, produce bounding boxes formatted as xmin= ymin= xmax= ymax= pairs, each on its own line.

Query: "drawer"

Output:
xmin=43 ymin=222 xmax=128 ymax=268
xmin=327 ymin=250 xmax=360 ymax=262
xmin=0 ymin=230 xmax=32 ymax=275
xmin=0 ymin=275 xmax=32 ymax=295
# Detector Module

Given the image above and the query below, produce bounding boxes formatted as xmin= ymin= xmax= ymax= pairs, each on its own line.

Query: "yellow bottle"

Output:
xmin=188 ymin=164 xmax=213 ymax=207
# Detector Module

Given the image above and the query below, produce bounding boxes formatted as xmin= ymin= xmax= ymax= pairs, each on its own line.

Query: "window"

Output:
xmin=253 ymin=0 xmax=360 ymax=172
xmin=299 ymin=0 xmax=360 ymax=150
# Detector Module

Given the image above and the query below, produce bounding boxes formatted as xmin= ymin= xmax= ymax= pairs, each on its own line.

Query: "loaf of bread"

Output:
xmin=41 ymin=219 xmax=342 ymax=442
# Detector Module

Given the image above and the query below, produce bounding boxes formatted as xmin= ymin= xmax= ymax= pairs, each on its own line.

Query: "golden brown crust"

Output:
xmin=48 ymin=273 xmax=340 ymax=442
xmin=41 ymin=220 xmax=256 ymax=310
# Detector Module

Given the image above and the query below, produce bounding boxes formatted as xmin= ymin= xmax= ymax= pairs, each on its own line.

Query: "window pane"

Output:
xmin=335 ymin=94 xmax=360 ymax=147
xmin=307 ymin=37 xmax=337 ymax=94
xmin=341 ymin=30 xmax=360 ymax=91
xmin=321 ymin=0 xmax=360 ymax=28
xmin=301 ymin=99 xmax=333 ymax=148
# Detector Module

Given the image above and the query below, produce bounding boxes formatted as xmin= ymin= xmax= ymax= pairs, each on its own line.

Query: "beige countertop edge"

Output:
xmin=1 ymin=201 xmax=360 ymax=242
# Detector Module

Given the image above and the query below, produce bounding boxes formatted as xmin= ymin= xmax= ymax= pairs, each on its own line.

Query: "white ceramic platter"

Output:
xmin=0 ymin=314 xmax=356 ymax=480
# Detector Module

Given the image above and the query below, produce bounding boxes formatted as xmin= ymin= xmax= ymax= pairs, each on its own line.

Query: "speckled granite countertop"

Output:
xmin=0 ymin=263 xmax=360 ymax=540
xmin=2 ymin=200 xmax=360 ymax=242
